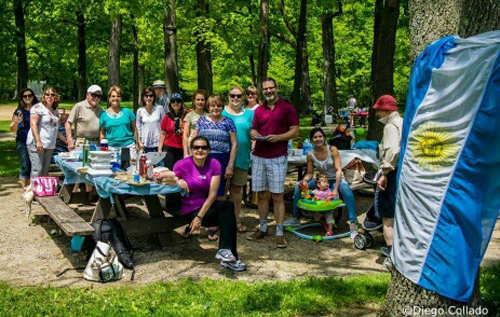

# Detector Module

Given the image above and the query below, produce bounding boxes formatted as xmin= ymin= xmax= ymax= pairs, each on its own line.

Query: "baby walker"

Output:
xmin=285 ymin=182 xmax=351 ymax=243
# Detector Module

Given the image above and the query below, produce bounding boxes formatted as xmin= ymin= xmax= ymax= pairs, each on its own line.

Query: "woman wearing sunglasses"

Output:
xmin=26 ymin=87 xmax=60 ymax=177
xmin=174 ymin=136 xmax=246 ymax=272
xmin=244 ymin=86 xmax=260 ymax=111
xmin=159 ymin=93 xmax=186 ymax=170
xmin=183 ymin=89 xmax=208 ymax=157
xmin=11 ymin=88 xmax=39 ymax=187
xmin=136 ymin=87 xmax=165 ymax=153
xmin=222 ymin=85 xmax=254 ymax=233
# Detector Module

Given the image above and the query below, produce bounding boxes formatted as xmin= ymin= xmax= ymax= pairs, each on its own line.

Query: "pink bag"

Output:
xmin=31 ymin=177 xmax=59 ymax=197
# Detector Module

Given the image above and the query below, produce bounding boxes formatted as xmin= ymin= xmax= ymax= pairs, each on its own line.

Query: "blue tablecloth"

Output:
xmin=54 ymin=155 xmax=181 ymax=201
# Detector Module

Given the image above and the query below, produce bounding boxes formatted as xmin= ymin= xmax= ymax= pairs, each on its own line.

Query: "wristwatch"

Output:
xmin=196 ymin=214 xmax=203 ymax=220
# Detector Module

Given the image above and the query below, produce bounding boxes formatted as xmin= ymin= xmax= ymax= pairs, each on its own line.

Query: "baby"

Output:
xmin=311 ymin=174 xmax=336 ymax=236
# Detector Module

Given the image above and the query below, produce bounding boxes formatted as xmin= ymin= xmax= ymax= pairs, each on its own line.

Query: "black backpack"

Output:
xmin=92 ymin=219 xmax=135 ymax=280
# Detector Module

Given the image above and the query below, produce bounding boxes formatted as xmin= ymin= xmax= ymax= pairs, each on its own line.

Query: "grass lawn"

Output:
xmin=0 ymin=264 xmax=498 ymax=316
xmin=0 ymin=120 xmax=11 ymax=133
xmin=0 ymin=140 xmax=19 ymax=177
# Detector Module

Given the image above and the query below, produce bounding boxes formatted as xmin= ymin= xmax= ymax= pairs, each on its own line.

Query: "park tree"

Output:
xmin=276 ymin=0 xmax=312 ymax=113
xmin=257 ymin=0 xmax=270 ymax=88
xmin=321 ymin=0 xmax=342 ymax=114
xmin=164 ymin=0 xmax=179 ymax=95
xmin=367 ymin=0 xmax=400 ymax=142
xmin=108 ymin=14 xmax=122 ymax=88
xmin=13 ymin=0 xmax=28 ymax=94
xmin=378 ymin=1 xmax=500 ymax=315
xmin=194 ymin=0 xmax=213 ymax=94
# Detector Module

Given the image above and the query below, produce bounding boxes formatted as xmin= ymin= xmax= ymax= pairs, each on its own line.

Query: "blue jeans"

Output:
xmin=16 ymin=142 xmax=31 ymax=180
xmin=293 ymin=179 xmax=358 ymax=223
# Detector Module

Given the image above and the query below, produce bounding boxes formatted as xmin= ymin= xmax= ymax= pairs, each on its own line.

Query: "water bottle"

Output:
xmin=288 ymin=140 xmax=293 ymax=156
xmin=82 ymin=139 xmax=91 ymax=166
xmin=303 ymin=139 xmax=311 ymax=155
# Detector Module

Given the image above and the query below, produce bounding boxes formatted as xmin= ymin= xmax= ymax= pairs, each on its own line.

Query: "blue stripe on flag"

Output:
xmin=398 ymin=37 xmax=456 ymax=178
xmin=419 ymin=50 xmax=500 ymax=302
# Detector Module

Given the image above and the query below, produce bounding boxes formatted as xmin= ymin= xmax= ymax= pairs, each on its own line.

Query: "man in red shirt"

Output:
xmin=247 ymin=78 xmax=299 ymax=248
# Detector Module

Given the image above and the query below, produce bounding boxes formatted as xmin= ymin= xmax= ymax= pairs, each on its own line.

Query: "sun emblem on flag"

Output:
xmin=408 ymin=122 xmax=460 ymax=171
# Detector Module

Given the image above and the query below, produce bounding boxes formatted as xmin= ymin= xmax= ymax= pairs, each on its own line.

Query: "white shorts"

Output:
xmin=251 ymin=155 xmax=288 ymax=193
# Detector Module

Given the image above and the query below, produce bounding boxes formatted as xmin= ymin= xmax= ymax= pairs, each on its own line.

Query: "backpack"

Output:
xmin=329 ymin=124 xmax=352 ymax=150
xmin=83 ymin=241 xmax=124 ymax=283
xmin=92 ymin=219 xmax=135 ymax=280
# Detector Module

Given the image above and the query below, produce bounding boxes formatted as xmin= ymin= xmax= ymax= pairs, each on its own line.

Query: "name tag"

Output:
xmin=198 ymin=175 xmax=207 ymax=180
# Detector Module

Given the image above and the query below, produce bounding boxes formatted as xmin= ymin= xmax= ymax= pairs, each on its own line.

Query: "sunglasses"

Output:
xmin=144 ymin=94 xmax=154 ymax=98
xmin=192 ymin=145 xmax=208 ymax=151
xmin=44 ymin=93 xmax=57 ymax=97
xmin=171 ymin=99 xmax=182 ymax=104
xmin=90 ymin=93 xmax=102 ymax=99
xmin=22 ymin=94 xmax=33 ymax=98
xmin=246 ymin=93 xmax=256 ymax=96
xmin=230 ymin=94 xmax=242 ymax=99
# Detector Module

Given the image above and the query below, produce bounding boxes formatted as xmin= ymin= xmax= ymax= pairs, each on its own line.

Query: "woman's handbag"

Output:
xmin=83 ymin=241 xmax=124 ymax=283
xmin=31 ymin=176 xmax=59 ymax=197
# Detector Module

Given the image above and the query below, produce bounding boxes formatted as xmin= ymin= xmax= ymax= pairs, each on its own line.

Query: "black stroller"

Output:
xmin=352 ymin=170 xmax=383 ymax=250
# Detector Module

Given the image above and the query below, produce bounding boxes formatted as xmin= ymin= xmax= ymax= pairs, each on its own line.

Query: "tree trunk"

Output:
xmin=131 ymin=15 xmax=139 ymax=113
xmin=76 ymin=10 xmax=86 ymax=101
xmin=13 ymin=0 xmax=28 ymax=92
xmin=257 ymin=0 xmax=270 ymax=89
xmin=301 ymin=43 xmax=312 ymax=112
xmin=108 ymin=14 xmax=122 ymax=89
xmin=164 ymin=0 xmax=179 ymax=95
xmin=291 ymin=0 xmax=307 ymax=113
xmin=322 ymin=0 xmax=342 ymax=115
xmin=367 ymin=0 xmax=399 ymax=142
xmin=378 ymin=268 xmax=482 ymax=316
xmin=380 ymin=1 xmax=500 ymax=312
xmin=139 ymin=64 xmax=145 ymax=106
xmin=195 ymin=0 xmax=213 ymax=95
xmin=249 ymin=54 xmax=256 ymax=86
xmin=459 ymin=0 xmax=500 ymax=38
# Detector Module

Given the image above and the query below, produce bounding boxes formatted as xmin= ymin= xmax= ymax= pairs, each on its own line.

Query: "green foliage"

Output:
xmin=0 ymin=0 xmax=410 ymax=110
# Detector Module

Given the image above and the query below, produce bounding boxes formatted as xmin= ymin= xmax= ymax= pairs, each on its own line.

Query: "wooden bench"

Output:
xmin=35 ymin=196 xmax=94 ymax=236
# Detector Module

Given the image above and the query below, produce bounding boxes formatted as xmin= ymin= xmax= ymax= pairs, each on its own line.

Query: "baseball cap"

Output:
xmin=87 ymin=85 xmax=102 ymax=94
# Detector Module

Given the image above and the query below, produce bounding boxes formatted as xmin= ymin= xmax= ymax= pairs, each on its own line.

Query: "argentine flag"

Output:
xmin=393 ymin=31 xmax=500 ymax=302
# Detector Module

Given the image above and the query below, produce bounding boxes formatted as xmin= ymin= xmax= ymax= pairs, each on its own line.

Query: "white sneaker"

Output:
xmin=221 ymin=260 xmax=247 ymax=272
xmin=215 ymin=249 xmax=236 ymax=262
xmin=383 ymin=257 xmax=393 ymax=271
xmin=283 ymin=218 xmax=301 ymax=227
xmin=350 ymin=229 xmax=359 ymax=240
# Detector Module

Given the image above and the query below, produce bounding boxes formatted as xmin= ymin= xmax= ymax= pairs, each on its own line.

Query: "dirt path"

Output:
xmin=0 ymin=105 xmax=16 ymax=120
xmin=1 ymin=176 xmax=499 ymax=288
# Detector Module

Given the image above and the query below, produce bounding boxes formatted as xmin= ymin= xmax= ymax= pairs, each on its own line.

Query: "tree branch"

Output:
xmin=271 ymin=31 xmax=297 ymax=49
xmin=278 ymin=0 xmax=298 ymax=40
xmin=333 ymin=0 xmax=343 ymax=18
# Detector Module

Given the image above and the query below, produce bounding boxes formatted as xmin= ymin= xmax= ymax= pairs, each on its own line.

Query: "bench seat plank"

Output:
xmin=36 ymin=196 xmax=94 ymax=236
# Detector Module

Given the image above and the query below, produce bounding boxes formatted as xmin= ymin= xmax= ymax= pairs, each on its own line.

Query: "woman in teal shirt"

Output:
xmin=99 ymin=86 xmax=141 ymax=158
xmin=222 ymin=85 xmax=254 ymax=232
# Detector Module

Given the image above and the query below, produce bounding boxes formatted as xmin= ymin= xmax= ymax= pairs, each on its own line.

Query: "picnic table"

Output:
xmin=54 ymin=155 xmax=184 ymax=247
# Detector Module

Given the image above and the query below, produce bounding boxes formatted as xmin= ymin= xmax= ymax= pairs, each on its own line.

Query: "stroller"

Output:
xmin=310 ymin=109 xmax=326 ymax=127
xmin=352 ymin=170 xmax=383 ymax=250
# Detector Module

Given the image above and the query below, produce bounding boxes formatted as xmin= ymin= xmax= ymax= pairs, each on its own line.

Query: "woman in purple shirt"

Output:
xmin=173 ymin=136 xmax=246 ymax=272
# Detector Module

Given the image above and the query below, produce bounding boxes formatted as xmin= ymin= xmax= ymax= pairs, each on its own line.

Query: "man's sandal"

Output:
xmin=208 ymin=228 xmax=219 ymax=241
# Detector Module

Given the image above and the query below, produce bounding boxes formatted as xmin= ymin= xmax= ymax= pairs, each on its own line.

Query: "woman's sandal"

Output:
xmin=208 ymin=228 xmax=219 ymax=241
xmin=237 ymin=221 xmax=247 ymax=233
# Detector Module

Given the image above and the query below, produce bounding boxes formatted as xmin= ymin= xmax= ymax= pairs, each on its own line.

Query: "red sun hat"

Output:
xmin=373 ymin=95 xmax=398 ymax=111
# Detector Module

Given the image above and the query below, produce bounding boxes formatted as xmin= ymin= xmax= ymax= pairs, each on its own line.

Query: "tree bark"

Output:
xmin=13 ymin=0 xmax=28 ymax=93
xmin=164 ymin=0 xmax=179 ymax=95
xmin=459 ymin=0 xmax=500 ymax=38
xmin=301 ymin=43 xmax=312 ymax=112
xmin=108 ymin=14 xmax=122 ymax=89
xmin=76 ymin=10 xmax=86 ymax=101
xmin=257 ymin=0 xmax=270 ymax=89
xmin=195 ymin=0 xmax=213 ymax=94
xmin=367 ymin=0 xmax=399 ymax=142
xmin=139 ymin=64 xmax=145 ymax=106
xmin=292 ymin=0 xmax=307 ymax=113
xmin=321 ymin=0 xmax=342 ymax=115
xmin=378 ymin=268 xmax=482 ymax=316
xmin=131 ymin=15 xmax=139 ymax=113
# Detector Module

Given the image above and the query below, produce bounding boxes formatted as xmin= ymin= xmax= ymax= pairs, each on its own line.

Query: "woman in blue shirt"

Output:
xmin=11 ymin=88 xmax=38 ymax=188
xmin=99 ymin=86 xmax=141 ymax=158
